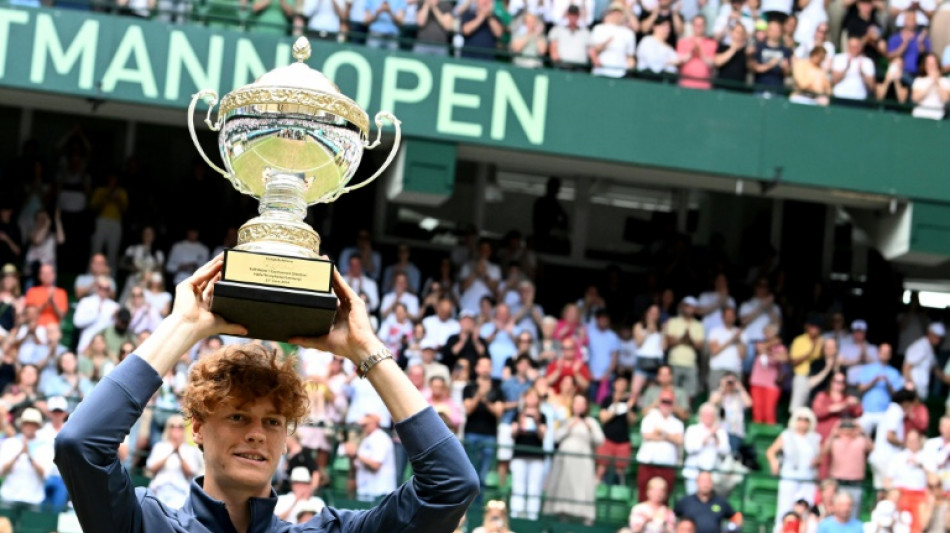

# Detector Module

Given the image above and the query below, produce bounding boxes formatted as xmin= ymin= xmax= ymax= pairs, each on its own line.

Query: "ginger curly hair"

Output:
xmin=181 ymin=344 xmax=309 ymax=430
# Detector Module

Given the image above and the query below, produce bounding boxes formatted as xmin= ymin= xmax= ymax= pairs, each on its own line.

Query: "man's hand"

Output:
xmin=291 ymin=266 xmax=380 ymax=366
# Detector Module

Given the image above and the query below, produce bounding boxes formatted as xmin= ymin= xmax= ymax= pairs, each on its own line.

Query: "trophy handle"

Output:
xmin=339 ymin=111 xmax=402 ymax=195
xmin=188 ymin=89 xmax=230 ymax=178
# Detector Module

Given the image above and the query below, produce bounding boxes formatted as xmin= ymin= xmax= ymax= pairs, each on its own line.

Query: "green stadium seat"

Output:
xmin=17 ymin=509 xmax=59 ymax=533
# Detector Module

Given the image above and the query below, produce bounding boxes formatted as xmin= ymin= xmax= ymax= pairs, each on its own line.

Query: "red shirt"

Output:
xmin=545 ymin=359 xmax=592 ymax=393
xmin=24 ymin=286 xmax=68 ymax=327
xmin=811 ymin=392 xmax=863 ymax=441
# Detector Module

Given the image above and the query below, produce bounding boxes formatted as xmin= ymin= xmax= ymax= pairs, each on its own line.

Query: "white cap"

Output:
xmin=19 ymin=407 xmax=43 ymax=426
xmin=681 ymin=296 xmax=698 ymax=307
xmin=851 ymin=320 xmax=868 ymax=332
xmin=930 ymin=322 xmax=946 ymax=337
xmin=290 ymin=466 xmax=312 ymax=484
xmin=420 ymin=338 xmax=440 ymax=351
xmin=47 ymin=396 xmax=69 ymax=413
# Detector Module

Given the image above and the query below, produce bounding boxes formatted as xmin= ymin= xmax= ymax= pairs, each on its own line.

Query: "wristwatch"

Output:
xmin=357 ymin=348 xmax=394 ymax=379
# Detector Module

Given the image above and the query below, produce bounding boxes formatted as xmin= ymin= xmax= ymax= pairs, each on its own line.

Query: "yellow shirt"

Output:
xmin=90 ymin=187 xmax=128 ymax=221
xmin=789 ymin=333 xmax=822 ymax=376
xmin=664 ymin=316 xmax=705 ymax=367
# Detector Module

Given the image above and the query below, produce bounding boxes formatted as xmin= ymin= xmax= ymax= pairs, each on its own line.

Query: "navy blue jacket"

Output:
xmin=55 ymin=355 xmax=479 ymax=532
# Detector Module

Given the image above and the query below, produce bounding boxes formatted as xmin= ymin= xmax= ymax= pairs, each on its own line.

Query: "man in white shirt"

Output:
xmin=303 ymin=0 xmax=346 ymax=35
xmin=379 ymin=272 xmax=419 ymax=319
xmin=274 ymin=466 xmax=327 ymax=522
xmin=635 ymin=389 xmax=684 ymax=502
xmin=458 ymin=240 xmax=501 ymax=314
xmin=831 ymin=36 xmax=876 ymax=101
xmin=343 ymin=255 xmax=380 ymax=313
xmin=548 ymin=5 xmax=591 ymax=69
xmin=696 ymin=273 xmax=735 ymax=333
xmin=589 ymin=3 xmax=636 ymax=77
xmin=869 ymin=389 xmax=916 ymax=489
xmin=546 ymin=0 xmax=593 ymax=27
xmin=0 ymin=408 xmax=54 ymax=505
xmin=738 ymin=277 xmax=781 ymax=372
xmin=637 ymin=19 xmax=681 ymax=74
xmin=922 ymin=416 xmax=950 ymax=488
xmin=346 ymin=413 xmax=396 ymax=501
xmin=166 ymin=229 xmax=210 ymax=286
xmin=904 ymin=322 xmax=945 ymax=400
xmin=73 ymin=275 xmax=120 ymax=352
xmin=707 ymin=305 xmax=747 ymax=392
xmin=422 ymin=298 xmax=461 ymax=348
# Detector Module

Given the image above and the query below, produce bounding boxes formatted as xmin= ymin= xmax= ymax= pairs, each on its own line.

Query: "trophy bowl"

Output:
xmin=187 ymin=37 xmax=401 ymax=340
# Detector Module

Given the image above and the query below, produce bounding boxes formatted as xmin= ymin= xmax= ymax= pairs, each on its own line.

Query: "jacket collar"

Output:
xmin=181 ymin=476 xmax=279 ymax=533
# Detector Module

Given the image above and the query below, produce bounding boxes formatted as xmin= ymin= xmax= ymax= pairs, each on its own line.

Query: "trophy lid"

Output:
xmin=217 ymin=37 xmax=369 ymax=136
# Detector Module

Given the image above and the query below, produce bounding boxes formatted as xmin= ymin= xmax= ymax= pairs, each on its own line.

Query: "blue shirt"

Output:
xmin=888 ymin=32 xmax=931 ymax=75
xmin=817 ymin=517 xmax=864 ymax=533
xmin=854 ymin=362 xmax=903 ymax=413
xmin=500 ymin=376 xmax=533 ymax=424
xmin=587 ymin=324 xmax=621 ymax=379
xmin=480 ymin=322 xmax=521 ymax=379
xmin=55 ymin=354 xmax=478 ymax=532
xmin=364 ymin=0 xmax=405 ymax=36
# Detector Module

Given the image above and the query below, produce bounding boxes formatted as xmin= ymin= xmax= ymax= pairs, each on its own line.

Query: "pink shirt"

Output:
xmin=677 ymin=37 xmax=717 ymax=89
xmin=828 ymin=435 xmax=869 ymax=481
xmin=749 ymin=355 xmax=780 ymax=389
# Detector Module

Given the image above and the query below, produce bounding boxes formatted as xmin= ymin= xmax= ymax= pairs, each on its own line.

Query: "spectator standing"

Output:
xmin=629 ymin=477 xmax=677 ymax=533
xmin=509 ymin=387 xmax=547 ymax=520
xmin=886 ymin=429 xmax=930 ymax=533
xmin=911 ymin=52 xmax=950 ymax=120
xmin=637 ymin=19 xmax=682 ymax=76
xmin=791 ymin=46 xmax=833 ymax=105
xmin=821 ymin=418 xmax=871 ymax=516
xmin=74 ymin=254 xmax=116 ymax=299
xmin=548 ymin=5 xmax=590 ymax=70
xmin=511 ymin=13 xmax=548 ymax=68
xmin=0 ymin=407 xmax=53 ymax=505
xmin=301 ymin=0 xmax=346 ymax=37
xmin=119 ymin=226 xmax=164 ymax=304
xmin=664 ymin=297 xmax=704 ymax=401
xmin=696 ymin=274 xmax=735 ymax=332
xmin=0 ymin=265 xmax=22 ymax=332
xmin=463 ymin=356 xmax=505 ymax=501
xmin=854 ymin=343 xmax=903 ymax=436
xmin=509 ymin=281 xmax=544 ymax=341
xmin=596 ymin=374 xmax=637 ymax=484
xmin=545 ymin=337 xmax=592 ymax=394
xmin=382 ymin=244 xmax=422 ymax=294
xmin=749 ymin=20 xmax=792 ymax=94
xmin=714 ymin=24 xmax=751 ymax=89
xmin=461 ymin=0 xmax=505 ymax=60
xmin=345 ymin=413 xmax=396 ymax=501
xmin=481 ymin=303 xmax=521 ymax=380
xmin=789 ymin=316 xmax=824 ymax=412
xmin=590 ymin=3 xmax=637 ymax=77
xmin=338 ymin=230 xmax=382 ymax=279
xmin=708 ymin=372 xmax=752 ymax=451
xmin=144 ymin=272 xmax=173 ymax=317
xmin=674 ymin=471 xmax=740 ymax=533
xmin=639 ymin=364 xmax=690 ymax=420
xmin=707 ymin=305 xmax=746 ymax=391
xmin=887 ymin=12 xmax=930 ymax=80
xmin=364 ymin=0 xmax=405 ymax=48
xmin=40 ymin=351 xmax=93 ymax=402
xmin=458 ymin=240 xmax=501 ymax=314
xmin=768 ymin=407 xmax=821 ymax=522
xmin=839 ymin=320 xmax=877 ymax=374
xmin=23 ymin=211 xmax=64 ymax=278
xmin=428 ymin=376 xmax=464 ymax=432
xmin=441 ymin=310 xmax=485 ymax=374
xmin=165 ymin=229 xmax=210 ymax=286
xmin=88 ymin=170 xmax=128 ymax=273
xmin=146 ymin=414 xmax=202 ymax=509
xmin=342 ymin=256 xmax=380 ymax=313
xmin=542 ymin=394 xmax=604 ymax=525
xmin=677 ymin=17 xmax=718 ymax=88
xmin=831 ymin=36 xmax=876 ymax=103
xmin=0 ymin=204 xmax=21 ymax=270
xmin=587 ymin=309 xmax=620 ymax=402
xmin=682 ymin=403 xmax=731 ymax=494
xmin=497 ymin=353 xmax=534 ymax=487
xmin=72 ymin=276 xmax=120 ymax=353
xmin=793 ymin=24 xmax=834 ymax=71
xmin=636 ymin=388 xmax=684 ymax=502
xmin=422 ymin=298 xmax=461 ymax=348
xmin=739 ymin=278 xmax=782 ymax=372
xmin=126 ymin=286 xmax=162 ymax=336
xmin=414 ymin=0 xmax=455 ymax=54
xmin=904 ymin=322 xmax=944 ymax=401
xmin=380 ymin=272 xmax=420 ymax=320
xmin=869 ymin=389 xmax=917 ymax=490
xmin=639 ymin=0 xmax=684 ymax=47
xmin=812 ymin=371 xmax=863 ymax=442
xmin=631 ymin=305 xmax=666 ymax=405
xmin=878 ymin=56 xmax=911 ymax=104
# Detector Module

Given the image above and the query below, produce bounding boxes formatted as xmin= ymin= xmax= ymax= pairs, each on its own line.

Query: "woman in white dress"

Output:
xmin=767 ymin=406 xmax=821 ymax=526
xmin=543 ymin=394 xmax=605 ymax=525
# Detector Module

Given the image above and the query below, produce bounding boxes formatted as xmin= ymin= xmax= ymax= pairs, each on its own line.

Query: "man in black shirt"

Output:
xmin=463 ymin=355 xmax=504 ymax=505
xmin=673 ymin=471 xmax=740 ymax=533
xmin=596 ymin=375 xmax=636 ymax=485
xmin=441 ymin=310 xmax=486 ymax=376
xmin=715 ymin=24 xmax=751 ymax=91
xmin=639 ymin=0 xmax=684 ymax=47
xmin=750 ymin=20 xmax=791 ymax=94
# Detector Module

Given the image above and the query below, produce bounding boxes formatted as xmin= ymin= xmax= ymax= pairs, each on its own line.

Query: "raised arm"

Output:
xmin=55 ymin=256 xmax=246 ymax=533
xmin=291 ymin=268 xmax=479 ymax=532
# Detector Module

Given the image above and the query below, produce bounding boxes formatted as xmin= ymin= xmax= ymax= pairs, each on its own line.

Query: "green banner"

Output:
xmin=2 ymin=5 xmax=949 ymax=205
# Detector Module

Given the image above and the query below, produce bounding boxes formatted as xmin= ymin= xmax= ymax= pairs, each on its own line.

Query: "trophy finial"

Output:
xmin=292 ymin=37 xmax=311 ymax=63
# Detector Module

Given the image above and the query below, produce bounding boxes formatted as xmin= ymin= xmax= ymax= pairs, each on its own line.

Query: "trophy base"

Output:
xmin=211 ymin=249 xmax=338 ymax=341
xmin=211 ymin=281 xmax=338 ymax=341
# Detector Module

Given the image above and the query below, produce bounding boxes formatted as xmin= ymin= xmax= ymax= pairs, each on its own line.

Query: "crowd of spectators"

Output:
xmin=15 ymin=0 xmax=950 ymax=117
xmin=3 ymin=129 xmax=950 ymax=533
